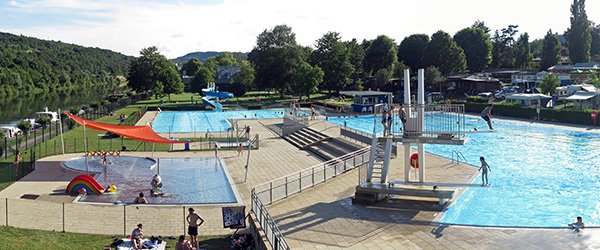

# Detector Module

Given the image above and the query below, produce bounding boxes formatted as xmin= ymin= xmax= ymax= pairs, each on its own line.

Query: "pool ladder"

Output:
xmin=451 ymin=150 xmax=468 ymax=164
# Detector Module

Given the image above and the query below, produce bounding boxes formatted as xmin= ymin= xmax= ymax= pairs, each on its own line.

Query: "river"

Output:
xmin=0 ymin=89 xmax=111 ymax=126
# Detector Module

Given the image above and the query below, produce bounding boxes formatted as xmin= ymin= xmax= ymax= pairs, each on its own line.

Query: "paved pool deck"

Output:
xmin=1 ymin=116 xmax=599 ymax=248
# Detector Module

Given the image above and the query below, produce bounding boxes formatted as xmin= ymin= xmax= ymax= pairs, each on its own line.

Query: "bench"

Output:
xmin=356 ymin=183 xmax=455 ymax=205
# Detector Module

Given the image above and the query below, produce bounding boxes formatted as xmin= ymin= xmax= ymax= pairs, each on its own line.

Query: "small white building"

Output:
xmin=505 ymin=93 xmax=552 ymax=107
xmin=556 ymin=84 xmax=598 ymax=98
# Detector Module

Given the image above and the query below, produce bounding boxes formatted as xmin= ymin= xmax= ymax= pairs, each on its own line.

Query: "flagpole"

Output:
xmin=58 ymin=109 xmax=65 ymax=155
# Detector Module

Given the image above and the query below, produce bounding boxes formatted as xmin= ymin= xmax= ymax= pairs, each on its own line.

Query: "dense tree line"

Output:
xmin=127 ymin=47 xmax=183 ymax=100
xmin=0 ymin=32 xmax=132 ymax=98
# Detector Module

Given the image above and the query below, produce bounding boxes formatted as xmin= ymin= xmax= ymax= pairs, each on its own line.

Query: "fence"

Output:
xmin=249 ymin=147 xmax=371 ymax=250
xmin=0 ymin=198 xmax=230 ymax=237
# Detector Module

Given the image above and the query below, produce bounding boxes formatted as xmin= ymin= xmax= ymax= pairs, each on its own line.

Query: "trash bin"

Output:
xmin=184 ymin=140 xmax=190 ymax=151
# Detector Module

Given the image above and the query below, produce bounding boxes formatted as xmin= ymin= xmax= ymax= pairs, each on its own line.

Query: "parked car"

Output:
xmin=493 ymin=86 xmax=520 ymax=100
xmin=477 ymin=92 xmax=493 ymax=98
xmin=0 ymin=126 xmax=21 ymax=138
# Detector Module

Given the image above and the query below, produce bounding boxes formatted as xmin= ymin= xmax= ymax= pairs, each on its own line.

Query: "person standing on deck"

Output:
xmin=479 ymin=156 xmax=491 ymax=186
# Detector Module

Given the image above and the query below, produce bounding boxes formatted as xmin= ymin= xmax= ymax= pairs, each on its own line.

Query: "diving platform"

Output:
xmin=353 ymin=182 xmax=456 ymax=206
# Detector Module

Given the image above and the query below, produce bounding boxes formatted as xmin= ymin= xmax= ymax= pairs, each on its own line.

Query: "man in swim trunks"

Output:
xmin=187 ymin=207 xmax=204 ymax=248
xmin=481 ymin=104 xmax=494 ymax=130
xmin=569 ymin=216 xmax=585 ymax=232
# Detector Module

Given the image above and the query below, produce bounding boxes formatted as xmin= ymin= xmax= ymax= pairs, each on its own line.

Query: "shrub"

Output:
xmin=466 ymin=96 xmax=488 ymax=103
xmin=246 ymin=103 xmax=262 ymax=110
xmin=463 ymin=102 xmax=596 ymax=125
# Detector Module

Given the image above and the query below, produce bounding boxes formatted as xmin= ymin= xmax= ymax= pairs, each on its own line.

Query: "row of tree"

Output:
xmin=0 ymin=32 xmax=132 ymax=99
xmin=127 ymin=0 xmax=599 ymax=98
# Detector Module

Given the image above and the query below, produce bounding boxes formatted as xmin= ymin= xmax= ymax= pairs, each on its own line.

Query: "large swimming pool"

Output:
xmin=328 ymin=115 xmax=600 ymax=227
xmin=152 ymin=110 xmax=288 ymax=133
xmin=64 ymin=156 xmax=239 ymax=204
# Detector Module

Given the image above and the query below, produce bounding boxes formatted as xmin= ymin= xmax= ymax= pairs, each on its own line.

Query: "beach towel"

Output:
xmin=116 ymin=238 xmax=166 ymax=250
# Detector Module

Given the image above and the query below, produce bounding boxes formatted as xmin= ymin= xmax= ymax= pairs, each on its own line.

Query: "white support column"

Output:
xmin=404 ymin=143 xmax=411 ymax=182
xmin=417 ymin=69 xmax=426 ymax=183
xmin=403 ymin=69 xmax=411 ymax=109
xmin=418 ymin=143 xmax=425 ymax=182
xmin=366 ymin=135 xmax=378 ymax=183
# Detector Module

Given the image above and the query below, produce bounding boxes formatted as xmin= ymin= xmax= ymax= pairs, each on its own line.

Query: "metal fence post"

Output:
xmin=334 ymin=164 xmax=337 ymax=177
xmin=312 ymin=168 xmax=315 ymax=187
xmin=183 ymin=206 xmax=186 ymax=235
xmin=123 ymin=205 xmax=126 ymax=236
xmin=5 ymin=198 xmax=8 ymax=226
xmin=323 ymin=164 xmax=326 ymax=182
xmin=62 ymin=202 xmax=65 ymax=232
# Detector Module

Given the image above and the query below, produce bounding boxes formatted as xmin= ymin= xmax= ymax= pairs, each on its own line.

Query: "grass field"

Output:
xmin=0 ymin=226 xmax=229 ymax=250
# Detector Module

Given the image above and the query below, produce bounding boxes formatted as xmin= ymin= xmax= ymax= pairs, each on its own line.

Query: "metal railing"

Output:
xmin=451 ymin=150 xmax=468 ymax=164
xmin=249 ymin=147 xmax=371 ymax=249
xmin=250 ymin=189 xmax=291 ymax=250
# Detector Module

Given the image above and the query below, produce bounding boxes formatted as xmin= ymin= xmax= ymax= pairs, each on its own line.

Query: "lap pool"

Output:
xmin=328 ymin=115 xmax=600 ymax=227
xmin=63 ymin=156 xmax=239 ymax=204
xmin=152 ymin=110 xmax=289 ymax=133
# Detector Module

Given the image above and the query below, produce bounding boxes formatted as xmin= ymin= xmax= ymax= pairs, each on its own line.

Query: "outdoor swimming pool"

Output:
xmin=63 ymin=156 xmax=239 ymax=204
xmin=328 ymin=114 xmax=600 ymax=227
xmin=152 ymin=110 xmax=287 ymax=133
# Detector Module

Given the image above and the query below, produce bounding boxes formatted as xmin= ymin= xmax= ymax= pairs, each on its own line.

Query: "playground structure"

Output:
xmin=202 ymin=82 xmax=234 ymax=112
xmin=354 ymin=69 xmax=470 ymax=206
xmin=66 ymin=174 xmax=105 ymax=195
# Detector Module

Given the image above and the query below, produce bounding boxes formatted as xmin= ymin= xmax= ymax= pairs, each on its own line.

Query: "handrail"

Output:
xmin=451 ymin=150 xmax=468 ymax=164
xmin=251 ymin=189 xmax=291 ymax=250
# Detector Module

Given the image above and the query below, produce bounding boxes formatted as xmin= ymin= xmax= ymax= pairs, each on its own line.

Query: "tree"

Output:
xmin=591 ymin=23 xmax=600 ymax=57
xmin=230 ymin=60 xmax=255 ymax=100
xmin=540 ymin=30 xmax=562 ymax=71
xmin=491 ymin=25 xmax=519 ymax=68
xmin=530 ymin=39 xmax=544 ymax=58
xmin=514 ymin=33 xmax=532 ymax=68
xmin=181 ymin=58 xmax=201 ymax=76
xmin=454 ymin=28 xmax=492 ymax=72
xmin=17 ymin=120 xmax=32 ymax=135
xmin=127 ymin=47 xmax=175 ymax=94
xmin=425 ymin=66 xmax=445 ymax=87
xmin=311 ymin=32 xmax=353 ymax=93
xmin=397 ymin=34 xmax=430 ymax=71
xmin=248 ymin=25 xmax=301 ymax=97
xmin=216 ymin=52 xmax=238 ymax=66
xmin=364 ymin=35 xmax=397 ymax=75
xmin=568 ymin=0 xmax=591 ymax=63
xmin=587 ymin=73 xmax=600 ymax=89
xmin=538 ymin=74 xmax=560 ymax=95
xmin=424 ymin=31 xmax=467 ymax=75
xmin=191 ymin=65 xmax=214 ymax=94
xmin=374 ymin=67 xmax=392 ymax=90
xmin=159 ymin=65 xmax=184 ymax=101
xmin=346 ymin=39 xmax=365 ymax=89
xmin=472 ymin=20 xmax=491 ymax=33
xmin=289 ymin=61 xmax=323 ymax=99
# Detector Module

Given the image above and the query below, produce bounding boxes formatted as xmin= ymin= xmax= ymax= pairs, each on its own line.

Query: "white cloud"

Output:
xmin=4 ymin=0 xmax=600 ymax=58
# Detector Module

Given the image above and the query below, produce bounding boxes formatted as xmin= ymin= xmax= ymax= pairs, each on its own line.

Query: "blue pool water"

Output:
xmin=64 ymin=156 xmax=238 ymax=204
xmin=328 ymin=115 xmax=600 ymax=227
xmin=152 ymin=110 xmax=287 ymax=133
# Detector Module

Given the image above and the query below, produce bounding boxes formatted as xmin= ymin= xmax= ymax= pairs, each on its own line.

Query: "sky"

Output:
xmin=1 ymin=0 xmax=599 ymax=59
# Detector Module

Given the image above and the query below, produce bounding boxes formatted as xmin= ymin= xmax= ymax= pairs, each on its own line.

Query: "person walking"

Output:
xmin=479 ymin=156 xmax=491 ymax=186
xmin=481 ymin=104 xmax=494 ymax=130
xmin=237 ymin=143 xmax=244 ymax=156
xmin=186 ymin=207 xmax=205 ymax=248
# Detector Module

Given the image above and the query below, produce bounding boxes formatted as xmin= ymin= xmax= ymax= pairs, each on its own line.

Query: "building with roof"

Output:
xmin=556 ymin=84 xmax=598 ymax=99
xmin=505 ymin=93 xmax=552 ymax=107
xmin=340 ymin=90 xmax=392 ymax=113
xmin=437 ymin=73 xmax=502 ymax=97
xmin=547 ymin=62 xmax=600 ymax=73
xmin=565 ymin=91 xmax=600 ymax=109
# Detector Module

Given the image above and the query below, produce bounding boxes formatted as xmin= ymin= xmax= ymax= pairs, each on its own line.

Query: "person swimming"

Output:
xmin=569 ymin=216 xmax=585 ymax=232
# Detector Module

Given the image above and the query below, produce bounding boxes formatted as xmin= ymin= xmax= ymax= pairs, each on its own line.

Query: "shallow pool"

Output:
xmin=64 ymin=156 xmax=238 ymax=204
xmin=152 ymin=110 xmax=288 ymax=133
xmin=329 ymin=114 xmax=600 ymax=227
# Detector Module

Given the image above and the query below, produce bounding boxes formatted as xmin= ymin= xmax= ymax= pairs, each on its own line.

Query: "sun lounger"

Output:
xmin=116 ymin=238 xmax=166 ymax=250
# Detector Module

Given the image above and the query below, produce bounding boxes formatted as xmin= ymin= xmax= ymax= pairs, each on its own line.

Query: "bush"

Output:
xmin=463 ymin=102 xmax=596 ymax=125
xmin=466 ymin=96 xmax=488 ymax=103
xmin=246 ymin=103 xmax=262 ymax=110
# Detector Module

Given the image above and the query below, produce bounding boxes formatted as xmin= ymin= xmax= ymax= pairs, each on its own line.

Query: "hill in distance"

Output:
xmin=172 ymin=51 xmax=247 ymax=64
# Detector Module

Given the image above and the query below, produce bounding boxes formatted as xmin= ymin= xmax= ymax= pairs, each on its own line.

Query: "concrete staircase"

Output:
xmin=284 ymin=127 xmax=329 ymax=149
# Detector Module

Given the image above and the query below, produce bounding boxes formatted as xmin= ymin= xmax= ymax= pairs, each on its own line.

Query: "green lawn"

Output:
xmin=0 ymin=226 xmax=230 ymax=250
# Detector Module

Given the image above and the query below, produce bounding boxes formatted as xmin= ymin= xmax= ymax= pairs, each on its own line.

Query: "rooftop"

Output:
xmin=340 ymin=90 xmax=392 ymax=96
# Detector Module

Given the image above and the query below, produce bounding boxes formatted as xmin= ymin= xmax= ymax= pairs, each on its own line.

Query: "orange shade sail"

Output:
xmin=65 ymin=112 xmax=185 ymax=144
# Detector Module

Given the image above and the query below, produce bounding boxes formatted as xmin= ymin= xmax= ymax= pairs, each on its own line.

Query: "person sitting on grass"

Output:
xmin=568 ymin=216 xmax=585 ymax=232
xmin=131 ymin=224 xmax=144 ymax=250
xmin=175 ymin=235 xmax=195 ymax=250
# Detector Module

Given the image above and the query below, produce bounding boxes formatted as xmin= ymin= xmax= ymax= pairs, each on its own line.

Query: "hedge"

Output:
xmin=246 ymin=103 xmax=262 ymax=110
xmin=462 ymin=102 xmax=596 ymax=126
